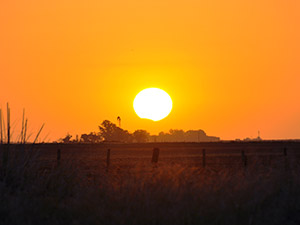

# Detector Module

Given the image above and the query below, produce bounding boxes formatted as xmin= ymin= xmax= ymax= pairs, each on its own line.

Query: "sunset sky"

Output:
xmin=1 ymin=0 xmax=299 ymax=141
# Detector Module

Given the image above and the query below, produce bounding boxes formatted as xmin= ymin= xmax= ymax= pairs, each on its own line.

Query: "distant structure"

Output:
xmin=117 ymin=116 xmax=121 ymax=127
xmin=253 ymin=130 xmax=262 ymax=141
xmin=148 ymin=129 xmax=220 ymax=142
xmin=239 ymin=131 xmax=262 ymax=142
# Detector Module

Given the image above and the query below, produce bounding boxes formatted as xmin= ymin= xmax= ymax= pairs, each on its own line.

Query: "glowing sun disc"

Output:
xmin=133 ymin=88 xmax=173 ymax=121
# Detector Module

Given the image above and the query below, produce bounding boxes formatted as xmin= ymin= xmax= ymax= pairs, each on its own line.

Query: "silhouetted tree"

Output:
xmin=133 ymin=129 xmax=150 ymax=143
xmin=80 ymin=132 xmax=102 ymax=143
xmin=99 ymin=120 xmax=133 ymax=143
xmin=169 ymin=129 xmax=185 ymax=141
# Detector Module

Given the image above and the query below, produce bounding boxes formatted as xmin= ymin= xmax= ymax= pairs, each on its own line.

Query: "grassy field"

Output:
xmin=1 ymin=141 xmax=300 ymax=225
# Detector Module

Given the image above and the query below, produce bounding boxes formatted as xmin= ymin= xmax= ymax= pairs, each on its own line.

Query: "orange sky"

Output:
xmin=1 ymin=0 xmax=299 ymax=141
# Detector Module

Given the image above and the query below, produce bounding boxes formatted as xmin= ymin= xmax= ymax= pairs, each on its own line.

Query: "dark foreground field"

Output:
xmin=1 ymin=141 xmax=300 ymax=225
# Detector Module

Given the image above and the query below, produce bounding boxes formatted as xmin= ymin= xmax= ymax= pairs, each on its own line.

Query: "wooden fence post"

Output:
xmin=106 ymin=149 xmax=111 ymax=170
xmin=202 ymin=149 xmax=206 ymax=168
xmin=152 ymin=148 xmax=160 ymax=164
xmin=241 ymin=150 xmax=247 ymax=168
xmin=7 ymin=103 xmax=10 ymax=146
xmin=283 ymin=147 xmax=288 ymax=170
xmin=57 ymin=149 xmax=61 ymax=166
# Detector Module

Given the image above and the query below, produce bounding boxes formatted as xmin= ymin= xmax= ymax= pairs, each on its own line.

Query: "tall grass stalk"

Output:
xmin=19 ymin=108 xmax=25 ymax=144
xmin=2 ymin=110 xmax=7 ymax=142
xmin=23 ymin=118 xmax=28 ymax=144
xmin=33 ymin=123 xmax=45 ymax=144
xmin=0 ymin=105 xmax=42 ymax=145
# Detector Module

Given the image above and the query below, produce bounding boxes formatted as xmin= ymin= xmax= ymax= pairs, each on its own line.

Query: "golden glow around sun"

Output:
xmin=133 ymin=88 xmax=173 ymax=121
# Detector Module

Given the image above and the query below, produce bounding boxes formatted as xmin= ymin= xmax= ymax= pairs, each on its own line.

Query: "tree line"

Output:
xmin=59 ymin=120 xmax=220 ymax=143
xmin=60 ymin=120 xmax=150 ymax=143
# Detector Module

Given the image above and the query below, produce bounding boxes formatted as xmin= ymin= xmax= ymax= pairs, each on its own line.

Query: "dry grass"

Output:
xmin=1 ymin=145 xmax=300 ymax=225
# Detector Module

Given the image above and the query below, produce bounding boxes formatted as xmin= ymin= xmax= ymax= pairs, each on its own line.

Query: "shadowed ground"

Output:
xmin=0 ymin=141 xmax=300 ymax=225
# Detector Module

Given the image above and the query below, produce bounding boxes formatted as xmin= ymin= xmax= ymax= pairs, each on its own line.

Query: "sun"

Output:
xmin=133 ymin=88 xmax=173 ymax=121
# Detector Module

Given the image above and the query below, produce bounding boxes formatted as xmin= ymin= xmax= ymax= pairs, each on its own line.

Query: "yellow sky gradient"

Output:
xmin=1 ymin=0 xmax=299 ymax=141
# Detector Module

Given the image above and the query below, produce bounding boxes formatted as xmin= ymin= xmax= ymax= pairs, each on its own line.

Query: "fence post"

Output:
xmin=7 ymin=103 xmax=10 ymax=146
xmin=152 ymin=148 xmax=160 ymax=164
xmin=57 ymin=149 xmax=61 ymax=166
xmin=241 ymin=150 xmax=247 ymax=168
xmin=106 ymin=149 xmax=111 ymax=170
xmin=283 ymin=147 xmax=288 ymax=170
xmin=202 ymin=149 xmax=206 ymax=168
